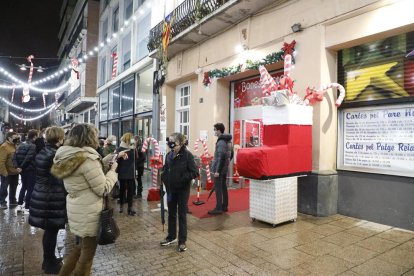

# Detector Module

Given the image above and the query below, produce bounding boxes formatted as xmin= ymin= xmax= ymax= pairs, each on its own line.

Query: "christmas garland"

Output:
xmin=203 ymin=40 xmax=296 ymax=87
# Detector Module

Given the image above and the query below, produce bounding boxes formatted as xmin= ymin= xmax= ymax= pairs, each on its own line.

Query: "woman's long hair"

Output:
xmin=65 ymin=123 xmax=99 ymax=149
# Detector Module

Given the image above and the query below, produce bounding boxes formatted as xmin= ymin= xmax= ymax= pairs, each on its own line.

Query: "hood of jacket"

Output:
xmin=217 ymin=134 xmax=232 ymax=143
xmin=51 ymin=146 xmax=100 ymax=179
xmin=119 ymin=141 xmax=135 ymax=149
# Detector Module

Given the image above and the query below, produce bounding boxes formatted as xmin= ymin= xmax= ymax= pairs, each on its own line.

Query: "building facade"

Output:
xmin=56 ymin=0 xmax=100 ymax=129
xmin=150 ymin=0 xmax=414 ymax=231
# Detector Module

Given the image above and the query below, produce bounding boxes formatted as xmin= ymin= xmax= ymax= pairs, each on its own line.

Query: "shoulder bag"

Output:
xmin=97 ymin=195 xmax=120 ymax=245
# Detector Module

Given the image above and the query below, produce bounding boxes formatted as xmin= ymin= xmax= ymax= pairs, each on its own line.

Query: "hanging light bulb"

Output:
xmin=20 ymin=64 xmax=27 ymax=71
xmin=37 ymin=66 xmax=44 ymax=73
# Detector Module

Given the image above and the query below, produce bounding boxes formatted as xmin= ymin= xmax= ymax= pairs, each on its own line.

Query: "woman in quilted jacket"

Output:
xmin=51 ymin=124 xmax=118 ymax=276
xmin=29 ymin=126 xmax=65 ymax=274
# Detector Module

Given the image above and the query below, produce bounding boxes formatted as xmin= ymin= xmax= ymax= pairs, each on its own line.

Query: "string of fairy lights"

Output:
xmin=0 ymin=0 xmax=153 ymax=122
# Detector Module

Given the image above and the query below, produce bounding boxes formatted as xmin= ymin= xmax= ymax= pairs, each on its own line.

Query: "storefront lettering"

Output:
xmin=345 ymin=112 xmax=367 ymax=120
xmin=241 ymin=80 xmax=261 ymax=93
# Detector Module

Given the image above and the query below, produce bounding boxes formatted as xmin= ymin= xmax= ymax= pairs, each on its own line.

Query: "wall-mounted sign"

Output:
xmin=338 ymin=104 xmax=414 ymax=177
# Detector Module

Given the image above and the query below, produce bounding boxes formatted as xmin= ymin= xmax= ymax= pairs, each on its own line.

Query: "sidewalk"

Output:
xmin=0 ymin=183 xmax=413 ymax=275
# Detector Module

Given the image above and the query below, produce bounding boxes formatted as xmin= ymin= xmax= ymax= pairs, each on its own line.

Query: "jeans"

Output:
xmin=18 ymin=169 xmax=36 ymax=208
xmin=119 ymin=179 xmax=135 ymax=209
xmin=167 ymin=184 xmax=191 ymax=244
xmin=0 ymin=174 xmax=18 ymax=204
xmin=43 ymin=228 xmax=59 ymax=261
xmin=58 ymin=236 xmax=97 ymax=276
xmin=214 ymin=172 xmax=228 ymax=211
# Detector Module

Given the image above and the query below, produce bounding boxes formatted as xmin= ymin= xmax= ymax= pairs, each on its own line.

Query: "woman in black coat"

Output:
xmin=160 ymin=132 xmax=199 ymax=252
xmin=29 ymin=126 xmax=66 ymax=274
xmin=116 ymin=132 xmax=137 ymax=215
xmin=134 ymin=135 xmax=146 ymax=198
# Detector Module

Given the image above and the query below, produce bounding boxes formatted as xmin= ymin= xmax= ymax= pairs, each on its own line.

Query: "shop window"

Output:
xmin=135 ymin=67 xmax=153 ymax=113
xmin=99 ymin=90 xmax=108 ymax=121
xmin=121 ymin=78 xmax=134 ymax=116
xmin=338 ymin=31 xmax=414 ymax=105
xmin=121 ymin=118 xmax=133 ymax=134
xmin=175 ymin=83 xmax=191 ymax=139
xmin=110 ymin=121 xmax=119 ymax=138
xmin=137 ymin=0 xmax=145 ymax=9
xmin=136 ymin=13 xmax=150 ymax=61
xmin=112 ymin=6 xmax=119 ymax=33
xmin=337 ymin=31 xmax=414 ymax=178
xmin=122 ymin=32 xmax=131 ymax=71
xmin=109 ymin=86 xmax=120 ymax=119
xmin=100 ymin=123 xmax=108 ymax=137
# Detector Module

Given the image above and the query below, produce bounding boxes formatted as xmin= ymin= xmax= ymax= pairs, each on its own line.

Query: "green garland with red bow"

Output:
xmin=203 ymin=40 xmax=296 ymax=87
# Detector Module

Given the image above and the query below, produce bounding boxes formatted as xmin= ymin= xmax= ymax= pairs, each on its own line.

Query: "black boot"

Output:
xmin=128 ymin=209 xmax=136 ymax=216
xmin=119 ymin=205 xmax=123 ymax=213
xmin=43 ymin=258 xmax=63 ymax=274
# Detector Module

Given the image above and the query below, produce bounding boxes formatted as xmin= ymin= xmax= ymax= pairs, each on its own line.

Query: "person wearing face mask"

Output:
xmin=116 ymin=132 xmax=137 ymax=215
xmin=160 ymin=133 xmax=199 ymax=252
xmin=13 ymin=129 xmax=39 ymax=213
xmin=208 ymin=123 xmax=233 ymax=215
xmin=0 ymin=132 xmax=22 ymax=209
xmin=28 ymin=126 xmax=66 ymax=274
xmin=102 ymin=135 xmax=117 ymax=157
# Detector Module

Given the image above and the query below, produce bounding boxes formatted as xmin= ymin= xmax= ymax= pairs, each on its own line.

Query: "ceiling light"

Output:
xmin=37 ymin=66 xmax=43 ymax=73
xmin=20 ymin=64 xmax=27 ymax=71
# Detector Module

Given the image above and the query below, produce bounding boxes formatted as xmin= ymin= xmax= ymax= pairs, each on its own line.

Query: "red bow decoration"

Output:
xmin=200 ymin=153 xmax=213 ymax=165
xmin=203 ymin=72 xmax=211 ymax=87
xmin=150 ymin=156 xmax=163 ymax=169
xmin=281 ymin=40 xmax=296 ymax=57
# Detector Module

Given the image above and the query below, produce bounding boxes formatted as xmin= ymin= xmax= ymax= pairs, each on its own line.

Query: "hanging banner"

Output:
xmin=338 ymin=104 xmax=414 ymax=177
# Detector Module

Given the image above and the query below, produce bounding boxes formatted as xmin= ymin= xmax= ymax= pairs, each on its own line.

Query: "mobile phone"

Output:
xmin=111 ymin=153 xmax=119 ymax=163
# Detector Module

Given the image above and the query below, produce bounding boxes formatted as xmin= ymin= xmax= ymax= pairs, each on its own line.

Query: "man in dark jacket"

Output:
xmin=208 ymin=123 xmax=233 ymax=215
xmin=160 ymin=133 xmax=199 ymax=252
xmin=14 ymin=129 xmax=38 ymax=212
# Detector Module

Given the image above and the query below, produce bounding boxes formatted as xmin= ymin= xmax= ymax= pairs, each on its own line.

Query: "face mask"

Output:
xmin=167 ymin=141 xmax=176 ymax=149
xmin=130 ymin=139 xmax=135 ymax=144
xmin=111 ymin=141 xmax=117 ymax=146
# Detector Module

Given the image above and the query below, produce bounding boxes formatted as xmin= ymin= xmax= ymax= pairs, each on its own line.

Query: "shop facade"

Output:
xmin=160 ymin=0 xmax=414 ymax=230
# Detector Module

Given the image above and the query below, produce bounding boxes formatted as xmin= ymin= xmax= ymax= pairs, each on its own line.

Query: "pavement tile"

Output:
xmin=351 ymin=257 xmax=409 ymax=275
xmin=283 ymin=230 xmax=325 ymax=245
xmin=357 ymin=236 xmax=399 ymax=253
xmin=330 ymin=244 xmax=378 ymax=265
xmin=299 ymin=254 xmax=354 ymax=276
xmin=377 ymin=247 xmax=414 ymax=268
xmin=322 ymin=231 xmax=364 ymax=247
xmin=295 ymin=240 xmax=342 ymax=257
xmin=376 ymin=229 xmax=414 ymax=244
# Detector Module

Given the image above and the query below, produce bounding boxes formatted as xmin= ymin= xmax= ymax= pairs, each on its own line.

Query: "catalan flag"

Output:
xmin=161 ymin=12 xmax=174 ymax=53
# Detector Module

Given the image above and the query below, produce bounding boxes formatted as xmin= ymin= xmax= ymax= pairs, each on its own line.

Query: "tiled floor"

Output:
xmin=0 ymin=176 xmax=413 ymax=275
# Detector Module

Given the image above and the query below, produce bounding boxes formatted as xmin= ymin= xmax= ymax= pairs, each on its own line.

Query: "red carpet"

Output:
xmin=188 ymin=188 xmax=249 ymax=219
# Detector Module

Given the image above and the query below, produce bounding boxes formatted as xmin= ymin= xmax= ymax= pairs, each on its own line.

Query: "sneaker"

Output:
xmin=160 ymin=237 xmax=177 ymax=246
xmin=222 ymin=207 xmax=228 ymax=212
xmin=23 ymin=209 xmax=30 ymax=215
xmin=0 ymin=203 xmax=7 ymax=209
xmin=208 ymin=209 xmax=223 ymax=215
xmin=178 ymin=243 xmax=187 ymax=252
xmin=127 ymin=209 xmax=136 ymax=216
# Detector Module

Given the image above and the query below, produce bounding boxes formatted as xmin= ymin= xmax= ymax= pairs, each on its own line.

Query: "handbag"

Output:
xmin=97 ymin=195 xmax=120 ymax=245
xmin=111 ymin=181 xmax=120 ymax=199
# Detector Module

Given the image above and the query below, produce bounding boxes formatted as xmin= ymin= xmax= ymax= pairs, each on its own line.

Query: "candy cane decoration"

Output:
xmin=259 ymin=65 xmax=278 ymax=97
xmin=304 ymin=83 xmax=346 ymax=107
xmin=111 ymin=52 xmax=118 ymax=79
xmin=71 ymin=58 xmax=80 ymax=83
xmin=22 ymin=55 xmax=34 ymax=103
xmin=194 ymin=139 xmax=212 ymax=184
xmin=42 ymin=92 xmax=48 ymax=108
xmin=284 ymin=54 xmax=292 ymax=78
xmin=142 ymin=137 xmax=160 ymax=188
